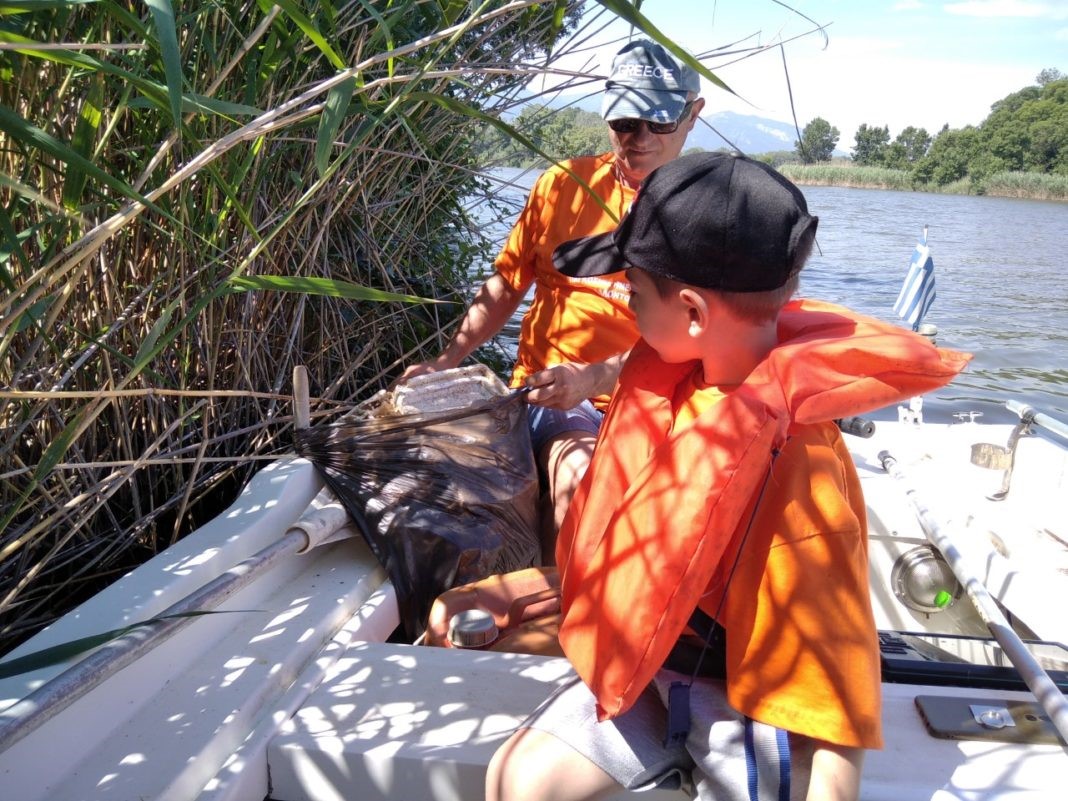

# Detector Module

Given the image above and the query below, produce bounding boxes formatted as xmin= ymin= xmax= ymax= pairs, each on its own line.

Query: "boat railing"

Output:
xmin=0 ymin=370 xmax=351 ymax=755
xmin=0 ymin=487 xmax=359 ymax=755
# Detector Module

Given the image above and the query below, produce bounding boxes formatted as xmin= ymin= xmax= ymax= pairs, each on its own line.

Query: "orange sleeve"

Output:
xmin=718 ymin=423 xmax=884 ymax=749
xmin=494 ymin=168 xmax=552 ymax=292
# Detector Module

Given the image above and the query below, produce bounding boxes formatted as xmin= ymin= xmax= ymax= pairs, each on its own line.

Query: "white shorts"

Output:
xmin=523 ymin=670 xmax=812 ymax=801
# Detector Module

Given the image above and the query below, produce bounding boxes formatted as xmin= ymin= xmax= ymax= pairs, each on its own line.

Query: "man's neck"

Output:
xmin=614 ymin=160 xmax=642 ymax=190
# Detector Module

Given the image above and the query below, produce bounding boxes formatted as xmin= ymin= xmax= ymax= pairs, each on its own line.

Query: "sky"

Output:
xmin=545 ymin=0 xmax=1067 ymax=150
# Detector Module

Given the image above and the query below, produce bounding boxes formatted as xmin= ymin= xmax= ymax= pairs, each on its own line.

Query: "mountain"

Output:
xmin=520 ymin=93 xmax=846 ymax=158
xmin=688 ymin=111 xmax=798 ymax=155
xmin=689 ymin=111 xmax=852 ymax=158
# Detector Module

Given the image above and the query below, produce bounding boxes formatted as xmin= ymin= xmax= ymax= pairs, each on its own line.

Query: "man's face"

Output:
xmin=609 ymin=98 xmax=704 ymax=183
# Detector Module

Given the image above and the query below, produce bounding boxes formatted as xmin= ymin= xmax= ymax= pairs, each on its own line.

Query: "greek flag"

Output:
xmin=894 ymin=227 xmax=936 ymax=331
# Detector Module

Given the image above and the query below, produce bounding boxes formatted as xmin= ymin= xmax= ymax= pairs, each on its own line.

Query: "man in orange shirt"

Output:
xmin=486 ymin=153 xmax=969 ymax=800
xmin=403 ymin=40 xmax=705 ymax=562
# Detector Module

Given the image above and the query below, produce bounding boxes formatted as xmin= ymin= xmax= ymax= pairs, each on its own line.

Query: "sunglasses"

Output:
xmin=607 ymin=101 xmax=695 ymax=135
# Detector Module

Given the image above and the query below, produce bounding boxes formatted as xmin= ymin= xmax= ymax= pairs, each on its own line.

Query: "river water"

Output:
xmin=477 ymin=168 xmax=1068 ymax=425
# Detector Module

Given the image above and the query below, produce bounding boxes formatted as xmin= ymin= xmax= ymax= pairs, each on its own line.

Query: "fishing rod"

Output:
xmin=879 ymin=449 xmax=1068 ymax=745
xmin=1007 ymin=400 xmax=1068 ymax=444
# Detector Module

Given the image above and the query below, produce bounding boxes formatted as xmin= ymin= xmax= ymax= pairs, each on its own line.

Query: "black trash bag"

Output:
xmin=294 ymin=390 xmax=540 ymax=640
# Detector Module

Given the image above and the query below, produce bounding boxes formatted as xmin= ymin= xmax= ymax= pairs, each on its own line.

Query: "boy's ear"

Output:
xmin=678 ymin=287 xmax=709 ymax=337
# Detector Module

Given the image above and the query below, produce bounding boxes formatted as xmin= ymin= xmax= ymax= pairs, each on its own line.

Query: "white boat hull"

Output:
xmin=1 ymin=407 xmax=1065 ymax=800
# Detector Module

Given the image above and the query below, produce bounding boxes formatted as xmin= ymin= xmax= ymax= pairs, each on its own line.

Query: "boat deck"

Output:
xmin=850 ymin=415 xmax=1068 ymax=641
xmin=269 ymin=641 xmax=1065 ymax=801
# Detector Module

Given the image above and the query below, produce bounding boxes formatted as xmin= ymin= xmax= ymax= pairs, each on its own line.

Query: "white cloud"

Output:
xmin=755 ymin=123 xmax=792 ymax=143
xmin=525 ymin=2 xmax=1058 ymax=151
xmin=944 ymin=1 xmax=1062 ymax=18
xmin=703 ymin=34 xmax=1036 ymax=145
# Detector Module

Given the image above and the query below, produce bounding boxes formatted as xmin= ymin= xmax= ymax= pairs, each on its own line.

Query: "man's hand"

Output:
xmin=524 ymin=363 xmax=593 ymax=410
xmin=398 ymin=355 xmax=452 ymax=384
xmin=396 ymin=272 xmax=527 ymax=386
xmin=524 ymin=352 xmax=628 ymax=410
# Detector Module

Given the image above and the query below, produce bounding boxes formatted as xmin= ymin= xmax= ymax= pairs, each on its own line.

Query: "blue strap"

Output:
xmin=744 ymin=718 xmax=791 ymax=801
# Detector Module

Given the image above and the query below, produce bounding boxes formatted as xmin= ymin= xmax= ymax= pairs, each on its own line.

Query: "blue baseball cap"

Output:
xmin=601 ymin=39 xmax=701 ymax=125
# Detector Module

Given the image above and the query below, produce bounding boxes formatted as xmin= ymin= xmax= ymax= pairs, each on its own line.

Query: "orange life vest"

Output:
xmin=556 ymin=298 xmax=972 ymax=720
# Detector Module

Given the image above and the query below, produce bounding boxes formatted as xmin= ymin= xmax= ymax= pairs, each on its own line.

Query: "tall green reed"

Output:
xmin=0 ymin=0 xmax=741 ymax=653
xmin=0 ymin=0 xmax=589 ymax=651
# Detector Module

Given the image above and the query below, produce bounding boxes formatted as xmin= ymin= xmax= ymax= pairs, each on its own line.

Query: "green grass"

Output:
xmin=779 ymin=163 xmax=916 ymax=191
xmin=978 ymin=171 xmax=1068 ymax=201
xmin=778 ymin=162 xmax=1066 ymax=201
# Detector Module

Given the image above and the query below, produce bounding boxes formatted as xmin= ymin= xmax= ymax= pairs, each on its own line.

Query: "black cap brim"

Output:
xmin=552 ymin=231 xmax=625 ymax=278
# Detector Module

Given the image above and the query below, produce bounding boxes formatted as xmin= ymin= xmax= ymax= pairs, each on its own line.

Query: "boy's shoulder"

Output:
xmin=779 ymin=420 xmax=854 ymax=476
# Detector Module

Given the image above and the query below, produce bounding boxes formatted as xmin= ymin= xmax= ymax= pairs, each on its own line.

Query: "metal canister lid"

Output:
xmin=448 ymin=609 xmax=498 ymax=649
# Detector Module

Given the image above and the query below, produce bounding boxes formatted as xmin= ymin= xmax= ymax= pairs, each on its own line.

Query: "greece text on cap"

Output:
xmin=613 ymin=64 xmax=677 ymax=81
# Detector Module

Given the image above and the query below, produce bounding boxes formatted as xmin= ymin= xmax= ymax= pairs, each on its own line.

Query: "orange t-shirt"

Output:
xmin=494 ymin=154 xmax=640 ymax=409
xmin=557 ymin=305 xmax=968 ymax=748
xmin=672 ymin=370 xmax=882 ymax=748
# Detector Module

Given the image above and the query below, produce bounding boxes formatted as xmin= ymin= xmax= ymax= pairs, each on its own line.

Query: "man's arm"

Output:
xmin=401 ymin=271 xmax=527 ymax=380
xmin=806 ymin=740 xmax=865 ymax=801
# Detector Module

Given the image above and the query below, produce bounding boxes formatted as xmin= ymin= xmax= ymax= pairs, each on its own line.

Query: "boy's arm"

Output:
xmin=806 ymin=740 xmax=865 ymax=801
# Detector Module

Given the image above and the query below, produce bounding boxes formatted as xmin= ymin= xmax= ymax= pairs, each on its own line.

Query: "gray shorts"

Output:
xmin=526 ymin=400 xmax=603 ymax=453
xmin=524 ymin=670 xmax=810 ymax=801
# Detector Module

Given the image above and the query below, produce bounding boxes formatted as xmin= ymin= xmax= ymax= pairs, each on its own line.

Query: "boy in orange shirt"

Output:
xmin=486 ymin=152 xmax=968 ymax=800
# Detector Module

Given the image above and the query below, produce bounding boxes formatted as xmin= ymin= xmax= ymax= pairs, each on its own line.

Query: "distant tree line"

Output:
xmin=851 ymin=124 xmax=932 ymax=169
xmin=480 ymin=104 xmax=609 ymax=167
xmin=480 ymin=69 xmax=1067 ymax=193
xmin=793 ymin=68 xmax=1066 ymax=188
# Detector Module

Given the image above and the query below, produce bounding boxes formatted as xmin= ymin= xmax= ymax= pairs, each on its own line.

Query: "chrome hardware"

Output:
xmin=971 ymin=704 xmax=1015 ymax=730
